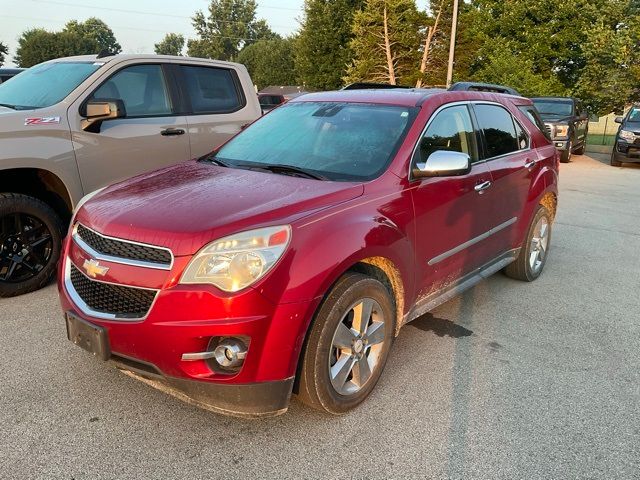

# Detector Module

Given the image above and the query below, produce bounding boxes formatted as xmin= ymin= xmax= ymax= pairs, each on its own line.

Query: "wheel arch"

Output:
xmin=0 ymin=168 xmax=73 ymax=223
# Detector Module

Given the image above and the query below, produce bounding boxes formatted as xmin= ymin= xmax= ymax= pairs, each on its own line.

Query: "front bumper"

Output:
xmin=613 ymin=142 xmax=640 ymax=163
xmin=58 ymin=234 xmax=319 ymax=417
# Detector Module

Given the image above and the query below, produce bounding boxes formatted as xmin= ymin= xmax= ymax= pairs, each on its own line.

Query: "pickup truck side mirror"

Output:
xmin=413 ymin=150 xmax=471 ymax=178
xmin=81 ymin=99 xmax=126 ymax=132
xmin=614 ymin=116 xmax=624 ymax=124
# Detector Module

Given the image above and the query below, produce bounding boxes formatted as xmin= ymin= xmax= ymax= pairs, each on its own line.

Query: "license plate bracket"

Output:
xmin=66 ymin=312 xmax=110 ymax=361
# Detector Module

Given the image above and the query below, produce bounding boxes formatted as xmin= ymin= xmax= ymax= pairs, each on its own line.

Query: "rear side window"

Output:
xmin=474 ymin=104 xmax=520 ymax=158
xmin=181 ymin=66 xmax=243 ymax=114
xmin=518 ymin=105 xmax=550 ymax=140
xmin=92 ymin=64 xmax=172 ymax=117
xmin=416 ymin=105 xmax=478 ymax=163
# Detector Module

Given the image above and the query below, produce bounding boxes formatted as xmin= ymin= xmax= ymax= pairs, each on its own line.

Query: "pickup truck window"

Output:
xmin=0 ymin=62 xmax=99 ymax=109
xmin=416 ymin=105 xmax=478 ymax=163
xmin=91 ymin=64 xmax=172 ymax=117
xmin=474 ymin=104 xmax=519 ymax=158
xmin=181 ymin=65 xmax=243 ymax=114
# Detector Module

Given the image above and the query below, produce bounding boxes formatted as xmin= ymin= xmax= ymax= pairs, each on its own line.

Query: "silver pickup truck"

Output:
xmin=0 ymin=54 xmax=261 ymax=297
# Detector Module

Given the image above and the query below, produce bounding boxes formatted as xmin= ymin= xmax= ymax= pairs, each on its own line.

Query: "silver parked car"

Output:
xmin=0 ymin=54 xmax=261 ymax=297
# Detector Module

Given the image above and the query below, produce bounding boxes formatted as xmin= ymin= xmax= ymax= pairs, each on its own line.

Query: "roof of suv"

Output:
xmin=531 ymin=97 xmax=576 ymax=102
xmin=291 ymin=88 xmax=531 ymax=107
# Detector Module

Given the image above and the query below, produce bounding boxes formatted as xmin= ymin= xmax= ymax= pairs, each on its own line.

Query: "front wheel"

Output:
xmin=610 ymin=153 xmax=622 ymax=167
xmin=0 ymin=193 xmax=64 ymax=297
xmin=560 ymin=142 xmax=572 ymax=163
xmin=573 ymin=142 xmax=586 ymax=155
xmin=297 ymin=272 xmax=396 ymax=414
xmin=504 ymin=205 xmax=552 ymax=282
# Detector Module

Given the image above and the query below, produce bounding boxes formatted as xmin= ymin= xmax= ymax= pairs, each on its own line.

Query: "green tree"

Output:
xmin=345 ymin=0 xmax=425 ymax=86
xmin=468 ymin=39 xmax=565 ymax=97
xmin=0 ymin=41 xmax=7 ymax=67
xmin=64 ymin=18 xmax=121 ymax=54
xmin=295 ymin=0 xmax=365 ymax=90
xmin=237 ymin=37 xmax=297 ymax=89
xmin=14 ymin=28 xmax=99 ymax=67
xmin=187 ymin=0 xmax=278 ymax=61
xmin=155 ymin=33 xmax=185 ymax=56
xmin=459 ymin=0 xmax=640 ymax=113
xmin=572 ymin=1 xmax=640 ymax=114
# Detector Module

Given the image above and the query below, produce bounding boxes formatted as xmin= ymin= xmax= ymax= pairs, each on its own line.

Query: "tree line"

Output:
xmin=1 ymin=0 xmax=638 ymax=115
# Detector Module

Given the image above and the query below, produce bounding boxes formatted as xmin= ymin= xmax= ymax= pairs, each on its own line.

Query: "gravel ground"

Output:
xmin=1 ymin=153 xmax=638 ymax=479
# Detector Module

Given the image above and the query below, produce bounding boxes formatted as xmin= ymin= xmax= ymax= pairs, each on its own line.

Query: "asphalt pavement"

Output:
xmin=1 ymin=153 xmax=638 ymax=479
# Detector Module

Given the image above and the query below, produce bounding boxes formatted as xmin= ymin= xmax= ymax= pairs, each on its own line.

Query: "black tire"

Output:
xmin=610 ymin=153 xmax=622 ymax=167
xmin=0 ymin=193 xmax=64 ymax=297
xmin=504 ymin=205 xmax=552 ymax=282
xmin=574 ymin=142 xmax=586 ymax=155
xmin=297 ymin=272 xmax=396 ymax=414
xmin=560 ymin=144 xmax=572 ymax=163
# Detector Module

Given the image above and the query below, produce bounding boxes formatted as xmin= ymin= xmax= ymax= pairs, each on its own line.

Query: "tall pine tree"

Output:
xmin=345 ymin=0 xmax=425 ymax=86
xmin=296 ymin=0 xmax=365 ymax=90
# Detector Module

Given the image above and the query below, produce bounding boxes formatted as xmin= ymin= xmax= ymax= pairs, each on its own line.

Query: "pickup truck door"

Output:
xmin=69 ymin=63 xmax=191 ymax=193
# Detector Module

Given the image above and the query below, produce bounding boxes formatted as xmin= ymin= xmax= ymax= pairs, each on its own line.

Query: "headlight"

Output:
xmin=619 ymin=130 xmax=635 ymax=142
xmin=180 ymin=225 xmax=291 ymax=292
xmin=72 ymin=187 xmax=107 ymax=216
xmin=554 ymin=125 xmax=569 ymax=138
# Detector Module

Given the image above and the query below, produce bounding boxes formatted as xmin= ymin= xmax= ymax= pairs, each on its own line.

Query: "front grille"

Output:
xmin=75 ymin=224 xmax=172 ymax=266
xmin=545 ymin=123 xmax=553 ymax=138
xmin=69 ymin=264 xmax=156 ymax=319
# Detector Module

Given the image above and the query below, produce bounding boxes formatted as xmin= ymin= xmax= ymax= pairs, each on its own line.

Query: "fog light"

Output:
xmin=213 ymin=338 xmax=247 ymax=369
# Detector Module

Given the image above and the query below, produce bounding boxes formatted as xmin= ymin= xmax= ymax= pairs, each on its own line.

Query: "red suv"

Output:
xmin=59 ymin=89 xmax=558 ymax=417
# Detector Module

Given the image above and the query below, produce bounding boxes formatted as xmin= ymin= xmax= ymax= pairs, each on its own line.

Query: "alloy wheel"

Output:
xmin=529 ymin=216 xmax=549 ymax=274
xmin=0 ymin=213 xmax=53 ymax=283
xmin=328 ymin=297 xmax=386 ymax=396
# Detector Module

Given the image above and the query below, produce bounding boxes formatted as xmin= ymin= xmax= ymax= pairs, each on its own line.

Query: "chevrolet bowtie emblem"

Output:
xmin=83 ymin=259 xmax=109 ymax=278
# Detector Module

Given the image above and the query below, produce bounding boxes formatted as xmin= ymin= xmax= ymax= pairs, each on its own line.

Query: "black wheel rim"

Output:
xmin=0 ymin=213 xmax=53 ymax=283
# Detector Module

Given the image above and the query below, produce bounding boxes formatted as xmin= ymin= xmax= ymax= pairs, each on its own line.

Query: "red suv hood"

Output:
xmin=77 ymin=161 xmax=364 ymax=256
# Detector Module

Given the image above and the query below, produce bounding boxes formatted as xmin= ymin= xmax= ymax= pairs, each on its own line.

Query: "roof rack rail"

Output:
xmin=342 ymin=82 xmax=411 ymax=90
xmin=448 ymin=82 xmax=520 ymax=96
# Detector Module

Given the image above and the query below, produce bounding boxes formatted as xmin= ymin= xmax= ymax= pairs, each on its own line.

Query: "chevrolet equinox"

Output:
xmin=59 ymin=88 xmax=559 ymax=417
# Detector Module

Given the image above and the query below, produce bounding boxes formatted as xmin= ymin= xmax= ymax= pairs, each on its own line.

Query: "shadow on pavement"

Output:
xmin=409 ymin=312 xmax=474 ymax=338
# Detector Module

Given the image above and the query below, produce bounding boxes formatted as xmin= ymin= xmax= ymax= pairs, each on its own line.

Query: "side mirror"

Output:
xmin=413 ymin=150 xmax=471 ymax=178
xmin=614 ymin=116 xmax=624 ymax=124
xmin=81 ymin=99 xmax=125 ymax=131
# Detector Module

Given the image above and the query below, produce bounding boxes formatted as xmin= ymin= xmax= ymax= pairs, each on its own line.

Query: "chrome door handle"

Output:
xmin=474 ymin=180 xmax=492 ymax=193
xmin=524 ymin=159 xmax=536 ymax=170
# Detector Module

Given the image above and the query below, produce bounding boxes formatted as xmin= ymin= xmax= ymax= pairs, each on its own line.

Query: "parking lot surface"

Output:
xmin=1 ymin=154 xmax=638 ymax=479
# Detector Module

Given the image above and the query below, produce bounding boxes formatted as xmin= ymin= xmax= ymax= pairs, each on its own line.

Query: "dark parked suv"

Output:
xmin=531 ymin=97 xmax=589 ymax=163
xmin=611 ymin=105 xmax=640 ymax=167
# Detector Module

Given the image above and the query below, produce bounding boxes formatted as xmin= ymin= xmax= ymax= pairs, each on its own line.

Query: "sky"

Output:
xmin=0 ymin=0 xmax=430 ymax=67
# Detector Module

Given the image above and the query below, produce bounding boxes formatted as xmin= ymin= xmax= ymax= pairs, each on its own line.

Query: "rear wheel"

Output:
xmin=0 ymin=193 xmax=64 ymax=297
xmin=297 ymin=272 xmax=396 ymax=414
xmin=504 ymin=205 xmax=552 ymax=282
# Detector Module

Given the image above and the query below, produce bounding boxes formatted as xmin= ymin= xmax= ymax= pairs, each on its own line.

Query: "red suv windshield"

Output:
xmin=214 ymin=101 xmax=418 ymax=181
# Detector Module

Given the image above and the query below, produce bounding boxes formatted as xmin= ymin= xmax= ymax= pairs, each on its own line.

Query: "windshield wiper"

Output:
xmin=0 ymin=103 xmax=17 ymax=110
xmin=199 ymin=152 xmax=233 ymax=167
xmin=257 ymin=164 xmax=328 ymax=181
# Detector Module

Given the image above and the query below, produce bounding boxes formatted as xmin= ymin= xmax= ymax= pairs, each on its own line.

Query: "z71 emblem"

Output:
xmin=83 ymin=259 xmax=109 ymax=278
xmin=24 ymin=116 xmax=61 ymax=126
